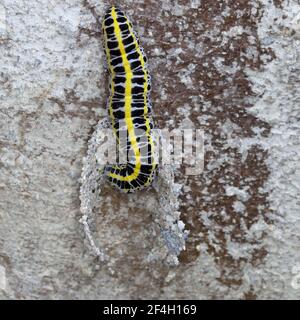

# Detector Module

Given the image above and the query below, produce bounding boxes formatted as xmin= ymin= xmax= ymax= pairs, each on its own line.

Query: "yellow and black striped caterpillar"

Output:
xmin=102 ymin=6 xmax=157 ymax=193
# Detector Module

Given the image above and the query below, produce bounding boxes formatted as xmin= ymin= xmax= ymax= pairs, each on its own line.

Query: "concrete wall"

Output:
xmin=0 ymin=0 xmax=299 ymax=299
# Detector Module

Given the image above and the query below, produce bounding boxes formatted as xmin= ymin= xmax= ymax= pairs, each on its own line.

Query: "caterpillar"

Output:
xmin=102 ymin=6 xmax=157 ymax=193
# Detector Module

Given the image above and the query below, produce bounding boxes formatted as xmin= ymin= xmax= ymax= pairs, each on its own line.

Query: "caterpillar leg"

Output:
xmin=105 ymin=163 xmax=158 ymax=193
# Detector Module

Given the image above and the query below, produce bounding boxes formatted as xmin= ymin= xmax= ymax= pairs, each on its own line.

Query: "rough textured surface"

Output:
xmin=79 ymin=118 xmax=186 ymax=265
xmin=0 ymin=0 xmax=299 ymax=299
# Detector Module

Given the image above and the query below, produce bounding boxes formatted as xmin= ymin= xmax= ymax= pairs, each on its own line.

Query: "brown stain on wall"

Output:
xmin=81 ymin=0 xmax=276 ymax=298
xmin=123 ymin=0 xmax=272 ymax=288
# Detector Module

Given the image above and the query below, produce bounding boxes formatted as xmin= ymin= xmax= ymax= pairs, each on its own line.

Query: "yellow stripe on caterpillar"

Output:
xmin=102 ymin=6 xmax=157 ymax=192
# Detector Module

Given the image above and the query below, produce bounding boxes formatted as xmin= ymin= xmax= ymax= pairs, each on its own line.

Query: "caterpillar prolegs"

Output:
xmin=102 ymin=6 xmax=157 ymax=193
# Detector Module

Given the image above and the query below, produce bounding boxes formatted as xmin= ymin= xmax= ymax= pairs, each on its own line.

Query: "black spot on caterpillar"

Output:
xmin=102 ymin=6 xmax=157 ymax=193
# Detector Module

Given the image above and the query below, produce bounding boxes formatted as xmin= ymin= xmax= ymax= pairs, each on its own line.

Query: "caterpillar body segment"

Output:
xmin=102 ymin=6 xmax=157 ymax=193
